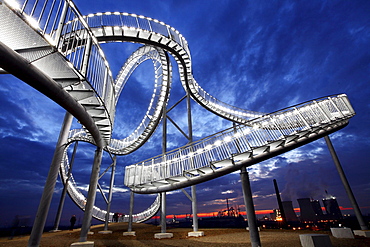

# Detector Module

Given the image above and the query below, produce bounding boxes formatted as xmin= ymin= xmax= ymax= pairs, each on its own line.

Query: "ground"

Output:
xmin=1 ymin=222 xmax=369 ymax=246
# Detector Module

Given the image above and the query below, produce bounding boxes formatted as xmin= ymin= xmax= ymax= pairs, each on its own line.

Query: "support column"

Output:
xmin=154 ymin=78 xmax=172 ymax=239
xmin=191 ymin=185 xmax=199 ymax=232
xmin=240 ymin=166 xmax=261 ymax=247
xmin=79 ymin=146 xmax=104 ymax=242
xmin=160 ymin=69 xmax=167 ymax=235
xmin=51 ymin=141 xmax=79 ymax=232
xmin=324 ymin=135 xmax=368 ymax=230
xmin=186 ymin=91 xmax=202 ymax=236
xmin=154 ymin=192 xmax=173 ymax=239
xmin=123 ymin=191 xmax=136 ymax=236
xmin=187 ymin=185 xmax=204 ymax=237
xmin=128 ymin=191 xmax=135 ymax=232
xmin=101 ymin=156 xmax=116 ymax=233
xmin=160 ymin=192 xmax=167 ymax=233
xmin=27 ymin=112 xmax=73 ymax=247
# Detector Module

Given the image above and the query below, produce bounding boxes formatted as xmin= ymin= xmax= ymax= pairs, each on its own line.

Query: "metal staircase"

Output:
xmin=0 ymin=0 xmax=115 ymax=145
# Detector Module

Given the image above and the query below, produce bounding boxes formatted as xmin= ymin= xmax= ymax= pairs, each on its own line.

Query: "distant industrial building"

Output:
xmin=311 ymin=200 xmax=324 ymax=217
xmin=298 ymin=198 xmax=318 ymax=222
xmin=272 ymin=180 xmax=343 ymax=223
xmin=282 ymin=201 xmax=299 ymax=222
xmin=323 ymin=197 xmax=343 ymax=220
xmin=295 ymin=197 xmax=343 ymax=222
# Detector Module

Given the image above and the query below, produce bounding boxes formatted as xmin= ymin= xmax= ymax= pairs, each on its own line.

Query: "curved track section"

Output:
xmin=69 ymin=45 xmax=172 ymax=155
xmin=82 ymin=12 xmax=264 ymax=123
xmin=59 ymin=143 xmax=160 ymax=222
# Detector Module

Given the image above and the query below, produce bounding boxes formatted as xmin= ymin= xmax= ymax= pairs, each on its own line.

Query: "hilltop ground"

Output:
xmin=1 ymin=222 xmax=370 ymax=246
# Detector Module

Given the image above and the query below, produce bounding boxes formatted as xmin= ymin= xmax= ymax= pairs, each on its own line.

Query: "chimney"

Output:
xmin=273 ymin=179 xmax=287 ymax=226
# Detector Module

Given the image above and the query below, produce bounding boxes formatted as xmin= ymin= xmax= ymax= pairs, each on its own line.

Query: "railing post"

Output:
xmin=339 ymin=95 xmax=355 ymax=114
xmin=328 ymin=97 xmax=345 ymax=118
xmin=313 ymin=100 xmax=331 ymax=122
xmin=294 ymin=107 xmax=310 ymax=129
xmin=54 ymin=0 xmax=69 ymax=48
xmin=81 ymin=36 xmax=92 ymax=77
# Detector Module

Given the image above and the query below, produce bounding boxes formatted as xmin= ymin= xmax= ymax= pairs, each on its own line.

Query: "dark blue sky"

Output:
xmin=0 ymin=0 xmax=369 ymax=228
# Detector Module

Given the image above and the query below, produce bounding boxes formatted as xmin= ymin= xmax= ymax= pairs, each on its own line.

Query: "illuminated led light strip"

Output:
xmin=82 ymin=12 xmax=187 ymax=45
xmin=105 ymin=46 xmax=170 ymax=154
xmin=79 ymin=12 xmax=262 ymax=122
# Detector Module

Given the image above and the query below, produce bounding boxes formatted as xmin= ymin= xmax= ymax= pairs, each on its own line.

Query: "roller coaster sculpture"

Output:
xmin=0 ymin=0 xmax=355 ymax=229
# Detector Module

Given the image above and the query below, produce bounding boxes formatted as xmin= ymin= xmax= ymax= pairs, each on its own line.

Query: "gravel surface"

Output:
xmin=1 ymin=222 xmax=369 ymax=246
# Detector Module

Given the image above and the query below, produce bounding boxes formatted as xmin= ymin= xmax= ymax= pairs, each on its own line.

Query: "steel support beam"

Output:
xmin=103 ymin=156 xmax=116 ymax=231
xmin=160 ymin=192 xmax=167 ymax=233
xmin=191 ymin=185 xmax=199 ymax=232
xmin=128 ymin=191 xmax=135 ymax=232
xmin=79 ymin=147 xmax=104 ymax=242
xmin=27 ymin=112 xmax=73 ymax=247
xmin=186 ymin=92 xmax=199 ymax=233
xmin=52 ymin=141 xmax=79 ymax=231
xmin=240 ymin=166 xmax=261 ymax=247
xmin=324 ymin=135 xmax=368 ymax=230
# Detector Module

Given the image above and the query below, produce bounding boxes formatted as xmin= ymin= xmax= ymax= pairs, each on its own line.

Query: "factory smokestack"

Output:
xmin=273 ymin=179 xmax=286 ymax=227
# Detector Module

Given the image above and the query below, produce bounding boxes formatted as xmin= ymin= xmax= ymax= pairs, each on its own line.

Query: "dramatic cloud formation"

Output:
xmin=0 ymin=0 xmax=369 ymax=229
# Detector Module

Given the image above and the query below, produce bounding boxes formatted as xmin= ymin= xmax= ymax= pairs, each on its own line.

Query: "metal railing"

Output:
xmin=4 ymin=0 xmax=116 ymax=120
xmin=125 ymin=94 xmax=354 ymax=187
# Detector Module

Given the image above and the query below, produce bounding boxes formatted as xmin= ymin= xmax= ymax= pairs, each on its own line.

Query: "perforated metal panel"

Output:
xmin=0 ymin=4 xmax=49 ymax=51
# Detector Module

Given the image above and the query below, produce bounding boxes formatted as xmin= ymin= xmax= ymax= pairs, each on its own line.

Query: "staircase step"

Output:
xmin=211 ymin=159 xmax=233 ymax=168
xmin=166 ymin=176 xmax=188 ymax=183
xmin=285 ymin=134 xmax=299 ymax=143
xmin=252 ymin=145 xmax=270 ymax=156
xmin=232 ymin=151 xmax=252 ymax=162
xmin=67 ymin=89 xmax=95 ymax=101
xmin=267 ymin=140 xmax=285 ymax=149
xmin=79 ymin=96 xmax=101 ymax=106
xmin=55 ymin=78 xmax=81 ymax=88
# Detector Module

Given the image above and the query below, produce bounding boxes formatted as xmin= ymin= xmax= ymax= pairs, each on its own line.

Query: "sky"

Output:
xmin=0 ymin=0 xmax=369 ymax=228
